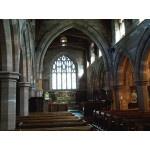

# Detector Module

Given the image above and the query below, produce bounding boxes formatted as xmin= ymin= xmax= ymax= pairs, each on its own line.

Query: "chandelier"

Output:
xmin=60 ymin=36 xmax=67 ymax=46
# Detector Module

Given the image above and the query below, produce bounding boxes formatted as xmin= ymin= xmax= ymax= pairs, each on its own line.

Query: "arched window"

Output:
xmin=115 ymin=19 xmax=125 ymax=43
xmin=51 ymin=55 xmax=77 ymax=90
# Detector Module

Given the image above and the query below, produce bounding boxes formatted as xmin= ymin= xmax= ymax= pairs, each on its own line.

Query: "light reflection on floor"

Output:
xmin=68 ymin=109 xmax=84 ymax=119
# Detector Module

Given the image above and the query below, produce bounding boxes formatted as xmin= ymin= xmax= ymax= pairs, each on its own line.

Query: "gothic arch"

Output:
xmin=36 ymin=20 xmax=111 ymax=79
xmin=20 ymin=21 xmax=34 ymax=83
xmin=114 ymin=50 xmax=134 ymax=82
xmin=0 ymin=20 xmax=13 ymax=71
xmin=115 ymin=52 xmax=136 ymax=110
xmin=135 ymin=27 xmax=150 ymax=81
xmin=49 ymin=51 xmax=78 ymax=72
xmin=134 ymin=27 xmax=150 ymax=111
xmin=116 ymin=54 xmax=134 ymax=85
xmin=10 ymin=20 xmax=20 ymax=72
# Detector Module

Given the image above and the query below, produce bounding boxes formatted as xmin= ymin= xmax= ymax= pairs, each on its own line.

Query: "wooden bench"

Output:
xmin=16 ymin=111 xmax=91 ymax=131
xmin=92 ymin=110 xmax=150 ymax=131
xmin=17 ymin=125 xmax=92 ymax=131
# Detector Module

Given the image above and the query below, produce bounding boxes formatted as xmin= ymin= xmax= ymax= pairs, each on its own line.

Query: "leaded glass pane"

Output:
xmin=62 ymin=73 xmax=66 ymax=89
xmin=51 ymin=55 xmax=77 ymax=90
xmin=67 ymin=73 xmax=71 ymax=89
xmin=57 ymin=73 xmax=61 ymax=89
xmin=52 ymin=73 xmax=56 ymax=89
xmin=72 ymin=73 xmax=76 ymax=89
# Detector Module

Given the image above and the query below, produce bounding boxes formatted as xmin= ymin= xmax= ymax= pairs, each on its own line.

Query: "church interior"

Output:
xmin=0 ymin=19 xmax=150 ymax=131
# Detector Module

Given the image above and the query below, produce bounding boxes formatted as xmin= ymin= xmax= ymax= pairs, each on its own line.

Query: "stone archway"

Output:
xmin=36 ymin=20 xmax=111 ymax=85
xmin=144 ymin=52 xmax=150 ymax=101
xmin=135 ymin=28 xmax=150 ymax=111
xmin=116 ymin=55 xmax=136 ymax=110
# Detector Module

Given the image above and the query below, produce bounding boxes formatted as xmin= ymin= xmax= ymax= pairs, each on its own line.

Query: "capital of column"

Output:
xmin=0 ymin=71 xmax=20 ymax=80
xmin=18 ymin=82 xmax=31 ymax=87
xmin=135 ymin=80 xmax=148 ymax=86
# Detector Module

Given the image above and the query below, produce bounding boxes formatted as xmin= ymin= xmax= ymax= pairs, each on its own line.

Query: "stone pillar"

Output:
xmin=113 ymin=84 xmax=129 ymax=110
xmin=111 ymin=86 xmax=117 ymax=110
xmin=135 ymin=80 xmax=149 ymax=111
xmin=0 ymin=71 xmax=19 ymax=130
xmin=18 ymin=82 xmax=30 ymax=116
xmin=105 ymin=71 xmax=111 ymax=90
xmin=113 ymin=85 xmax=122 ymax=110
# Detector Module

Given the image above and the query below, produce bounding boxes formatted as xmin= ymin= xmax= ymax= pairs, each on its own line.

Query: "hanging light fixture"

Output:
xmin=60 ymin=36 xmax=67 ymax=46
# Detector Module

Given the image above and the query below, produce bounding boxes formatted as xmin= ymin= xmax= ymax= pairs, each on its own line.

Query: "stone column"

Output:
xmin=135 ymin=80 xmax=149 ymax=111
xmin=111 ymin=86 xmax=117 ymax=110
xmin=113 ymin=84 xmax=129 ymax=110
xmin=113 ymin=85 xmax=122 ymax=110
xmin=0 ymin=71 xmax=19 ymax=130
xmin=105 ymin=71 xmax=111 ymax=89
xmin=18 ymin=82 xmax=30 ymax=116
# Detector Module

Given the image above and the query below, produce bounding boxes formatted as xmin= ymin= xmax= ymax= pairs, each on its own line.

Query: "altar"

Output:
xmin=48 ymin=103 xmax=68 ymax=112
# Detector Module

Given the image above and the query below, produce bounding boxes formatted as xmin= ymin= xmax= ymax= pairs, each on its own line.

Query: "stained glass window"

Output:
xmin=52 ymin=55 xmax=77 ymax=90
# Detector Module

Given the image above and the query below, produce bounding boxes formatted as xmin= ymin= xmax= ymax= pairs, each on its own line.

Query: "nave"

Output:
xmin=16 ymin=100 xmax=150 ymax=131
xmin=0 ymin=19 xmax=150 ymax=131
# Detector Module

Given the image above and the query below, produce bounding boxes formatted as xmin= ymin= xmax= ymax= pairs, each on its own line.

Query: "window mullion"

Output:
xmin=56 ymin=72 xmax=57 ymax=90
xmin=61 ymin=59 xmax=62 ymax=89
xmin=66 ymin=61 xmax=67 ymax=90
xmin=71 ymin=64 xmax=72 ymax=89
xmin=51 ymin=55 xmax=76 ymax=90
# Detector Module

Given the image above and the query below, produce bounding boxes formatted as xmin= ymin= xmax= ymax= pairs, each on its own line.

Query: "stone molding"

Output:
xmin=18 ymin=82 xmax=31 ymax=87
xmin=0 ymin=71 xmax=20 ymax=80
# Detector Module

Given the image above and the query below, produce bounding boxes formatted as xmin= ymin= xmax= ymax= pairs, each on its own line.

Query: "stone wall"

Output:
xmin=42 ymin=46 xmax=85 ymax=90
xmin=84 ymin=20 xmax=150 ymax=111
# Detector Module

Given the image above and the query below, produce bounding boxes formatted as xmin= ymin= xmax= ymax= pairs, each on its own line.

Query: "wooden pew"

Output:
xmin=17 ymin=126 xmax=92 ymax=131
xmin=92 ymin=110 xmax=150 ymax=131
xmin=16 ymin=111 xmax=91 ymax=131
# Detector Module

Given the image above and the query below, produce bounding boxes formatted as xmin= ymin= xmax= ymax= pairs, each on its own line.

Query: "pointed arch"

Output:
xmin=134 ymin=27 xmax=150 ymax=111
xmin=19 ymin=21 xmax=34 ymax=83
xmin=0 ymin=20 xmax=13 ymax=71
xmin=135 ymin=27 xmax=150 ymax=81
xmin=50 ymin=54 xmax=77 ymax=90
xmin=115 ymin=53 xmax=137 ymax=110
xmin=36 ymin=20 xmax=111 ymax=80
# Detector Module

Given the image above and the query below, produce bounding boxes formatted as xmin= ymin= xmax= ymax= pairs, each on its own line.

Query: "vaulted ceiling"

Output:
xmin=35 ymin=19 xmax=112 ymax=50
xmin=49 ymin=28 xmax=92 ymax=50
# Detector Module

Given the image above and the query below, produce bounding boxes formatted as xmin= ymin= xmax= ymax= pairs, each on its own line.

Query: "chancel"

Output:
xmin=0 ymin=19 xmax=150 ymax=131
